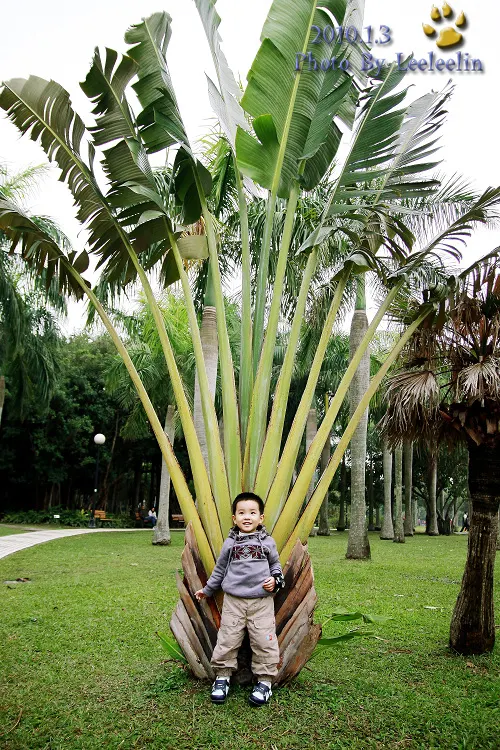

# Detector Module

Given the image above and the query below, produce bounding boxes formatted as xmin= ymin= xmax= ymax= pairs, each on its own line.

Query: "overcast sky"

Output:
xmin=1 ymin=0 xmax=499 ymax=330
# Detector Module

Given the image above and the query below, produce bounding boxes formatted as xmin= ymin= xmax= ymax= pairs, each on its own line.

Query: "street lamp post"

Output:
xmin=88 ymin=433 xmax=106 ymax=528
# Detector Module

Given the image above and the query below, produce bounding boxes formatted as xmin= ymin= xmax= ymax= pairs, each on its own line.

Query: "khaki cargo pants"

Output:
xmin=211 ymin=593 xmax=280 ymax=681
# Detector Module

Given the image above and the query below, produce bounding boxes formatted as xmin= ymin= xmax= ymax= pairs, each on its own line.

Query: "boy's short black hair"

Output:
xmin=232 ymin=492 xmax=264 ymax=515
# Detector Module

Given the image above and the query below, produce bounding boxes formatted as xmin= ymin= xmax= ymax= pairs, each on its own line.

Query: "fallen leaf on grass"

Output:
xmin=0 ymin=708 xmax=22 ymax=737
xmin=466 ymin=661 xmax=489 ymax=675
xmin=423 ymin=606 xmax=442 ymax=610
xmin=388 ymin=648 xmax=413 ymax=654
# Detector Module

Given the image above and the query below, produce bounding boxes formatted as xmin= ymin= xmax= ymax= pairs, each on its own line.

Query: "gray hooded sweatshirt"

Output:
xmin=202 ymin=525 xmax=283 ymax=599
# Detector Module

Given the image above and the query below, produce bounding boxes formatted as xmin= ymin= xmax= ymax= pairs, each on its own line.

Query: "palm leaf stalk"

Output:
xmin=192 ymin=0 xmax=256 ymax=461
xmin=253 ymin=247 xmax=324 ymax=501
xmin=122 ymin=12 xmax=237 ymax=524
xmin=253 ymin=68 xmax=459 ymax=526
xmin=278 ymin=306 xmax=432 ymax=562
xmin=265 ymin=277 xmax=402 ymax=533
xmin=193 ymin=182 xmax=242 ymax=502
xmin=62 ymin=241 xmax=217 ymax=569
xmin=235 ymin=166 xmax=253 ymax=451
xmin=243 ymin=180 xmax=302 ymax=488
xmin=125 ymin=238 xmax=228 ymax=545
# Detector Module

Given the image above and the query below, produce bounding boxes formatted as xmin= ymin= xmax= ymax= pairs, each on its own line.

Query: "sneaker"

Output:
xmin=211 ymin=677 xmax=230 ymax=704
xmin=248 ymin=682 xmax=272 ymax=707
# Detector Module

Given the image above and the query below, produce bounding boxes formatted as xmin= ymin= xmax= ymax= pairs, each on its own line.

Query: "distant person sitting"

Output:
xmin=147 ymin=508 xmax=157 ymax=527
xmin=460 ymin=513 xmax=470 ymax=532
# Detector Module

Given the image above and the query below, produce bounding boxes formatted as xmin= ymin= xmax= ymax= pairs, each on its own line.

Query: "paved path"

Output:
xmin=0 ymin=528 xmax=152 ymax=560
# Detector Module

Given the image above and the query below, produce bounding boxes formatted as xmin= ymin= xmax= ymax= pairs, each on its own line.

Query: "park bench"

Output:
xmin=135 ymin=511 xmax=155 ymax=528
xmin=171 ymin=513 xmax=185 ymax=527
xmin=94 ymin=510 xmax=113 ymax=526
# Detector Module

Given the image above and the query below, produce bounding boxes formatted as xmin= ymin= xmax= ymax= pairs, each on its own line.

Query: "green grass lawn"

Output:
xmin=0 ymin=524 xmax=78 ymax=536
xmin=0 ymin=531 xmax=498 ymax=750
xmin=0 ymin=524 xmax=38 ymax=536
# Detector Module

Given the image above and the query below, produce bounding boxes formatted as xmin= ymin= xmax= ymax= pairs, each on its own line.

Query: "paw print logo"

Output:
xmin=423 ymin=4 xmax=467 ymax=48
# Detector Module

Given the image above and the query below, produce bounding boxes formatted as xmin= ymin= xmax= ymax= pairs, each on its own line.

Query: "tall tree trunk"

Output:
xmin=393 ymin=446 xmax=405 ymax=544
xmin=414 ymin=498 xmax=418 ymax=531
xmin=193 ymin=268 xmax=218 ymax=473
xmin=438 ymin=489 xmax=444 ymax=517
xmin=450 ymin=441 xmax=500 ymax=654
xmin=306 ymin=408 xmax=318 ymax=536
xmin=346 ymin=278 xmax=370 ymax=560
xmin=380 ymin=439 xmax=394 ymax=540
xmin=0 ymin=375 xmax=5 ymax=427
xmin=318 ymin=406 xmax=331 ymax=536
xmin=375 ymin=502 xmax=380 ymax=529
xmin=403 ymin=440 xmax=414 ymax=536
xmin=427 ymin=450 xmax=439 ymax=536
xmin=153 ymin=406 xmax=175 ymax=546
xmin=367 ymin=456 xmax=375 ymax=531
xmin=102 ymin=414 xmax=119 ymax=511
xmin=337 ymin=456 xmax=347 ymax=531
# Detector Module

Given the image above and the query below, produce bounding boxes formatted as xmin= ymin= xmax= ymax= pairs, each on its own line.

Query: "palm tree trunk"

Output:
xmin=393 ymin=446 xmax=405 ymax=543
xmin=153 ymin=406 xmax=175 ymax=546
xmin=346 ymin=278 xmax=370 ymax=560
xmin=450 ymin=441 xmax=500 ymax=654
xmin=337 ymin=456 xmax=347 ymax=531
xmin=427 ymin=449 xmax=439 ymax=535
xmin=403 ymin=440 xmax=414 ymax=536
xmin=193 ymin=272 xmax=218 ymax=474
xmin=380 ymin=439 xmax=394 ymax=540
xmin=414 ymin=498 xmax=419 ymax=531
xmin=102 ymin=413 xmax=119 ymax=512
xmin=172 ymin=524 xmax=321 ymax=685
xmin=367 ymin=457 xmax=375 ymax=531
xmin=318 ymin=417 xmax=331 ymax=536
xmin=306 ymin=408 xmax=318 ymax=536
xmin=375 ymin=502 xmax=380 ymax=529
xmin=0 ymin=375 xmax=5 ymax=427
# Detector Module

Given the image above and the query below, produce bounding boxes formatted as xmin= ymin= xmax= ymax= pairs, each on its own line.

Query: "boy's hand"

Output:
xmin=194 ymin=589 xmax=207 ymax=601
xmin=262 ymin=577 xmax=276 ymax=592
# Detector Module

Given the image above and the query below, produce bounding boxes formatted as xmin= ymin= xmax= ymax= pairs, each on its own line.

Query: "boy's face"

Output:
xmin=232 ymin=499 xmax=264 ymax=533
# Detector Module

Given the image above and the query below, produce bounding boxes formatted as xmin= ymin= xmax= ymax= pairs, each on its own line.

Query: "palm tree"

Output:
xmin=393 ymin=446 xmax=405 ymax=544
xmin=380 ymin=436 xmax=394 ymax=539
xmin=403 ymin=440 xmax=414 ymax=536
xmin=0 ymin=164 xmax=66 ymax=422
xmin=346 ymin=278 xmax=371 ymax=557
xmin=381 ymin=257 xmax=500 ymax=653
xmin=2 ymin=2 xmax=499 ymax=681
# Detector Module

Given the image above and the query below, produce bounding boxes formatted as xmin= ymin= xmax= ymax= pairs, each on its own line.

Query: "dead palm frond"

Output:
xmin=379 ymin=369 xmax=441 ymax=446
xmin=458 ymin=357 xmax=500 ymax=403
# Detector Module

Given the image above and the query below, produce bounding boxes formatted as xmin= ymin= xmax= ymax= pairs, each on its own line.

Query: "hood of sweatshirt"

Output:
xmin=228 ymin=524 xmax=269 ymax=541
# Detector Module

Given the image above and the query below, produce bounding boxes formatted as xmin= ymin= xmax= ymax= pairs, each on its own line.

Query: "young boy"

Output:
xmin=195 ymin=492 xmax=284 ymax=707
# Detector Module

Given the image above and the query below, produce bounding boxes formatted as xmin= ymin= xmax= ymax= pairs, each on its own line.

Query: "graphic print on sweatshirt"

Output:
xmin=231 ymin=541 xmax=267 ymax=561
